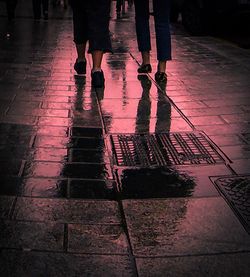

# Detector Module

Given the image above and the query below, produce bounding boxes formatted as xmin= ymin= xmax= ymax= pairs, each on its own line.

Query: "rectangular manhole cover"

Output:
xmin=214 ymin=175 xmax=250 ymax=234
xmin=110 ymin=132 xmax=225 ymax=167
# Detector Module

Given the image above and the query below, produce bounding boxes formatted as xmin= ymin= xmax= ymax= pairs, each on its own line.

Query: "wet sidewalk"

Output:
xmin=0 ymin=1 xmax=250 ymax=276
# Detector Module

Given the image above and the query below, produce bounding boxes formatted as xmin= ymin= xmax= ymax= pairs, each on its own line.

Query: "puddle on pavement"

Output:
xmin=118 ymin=166 xmax=195 ymax=199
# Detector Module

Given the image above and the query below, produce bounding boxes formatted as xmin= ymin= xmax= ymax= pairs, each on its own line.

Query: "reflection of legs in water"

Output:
xmin=135 ymin=75 xmax=152 ymax=134
xmin=74 ymin=75 xmax=86 ymax=112
xmin=128 ymin=0 xmax=133 ymax=8
xmin=155 ymin=82 xmax=171 ymax=133
xmin=116 ymin=0 xmax=122 ymax=18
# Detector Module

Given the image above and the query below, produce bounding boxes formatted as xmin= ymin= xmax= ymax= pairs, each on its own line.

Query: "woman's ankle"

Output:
xmin=157 ymin=61 xmax=167 ymax=73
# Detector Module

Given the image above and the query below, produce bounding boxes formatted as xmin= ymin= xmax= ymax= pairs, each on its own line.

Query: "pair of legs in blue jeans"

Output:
xmin=134 ymin=0 xmax=171 ymax=78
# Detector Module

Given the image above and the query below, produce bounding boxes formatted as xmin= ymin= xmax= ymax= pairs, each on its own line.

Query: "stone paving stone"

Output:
xmin=30 ymin=147 xmax=68 ymax=162
xmin=36 ymin=126 xmax=68 ymax=137
xmin=176 ymin=164 xmax=232 ymax=197
xmin=123 ymin=197 xmax=250 ymax=257
xmin=188 ymin=115 xmax=225 ymax=126
xmin=21 ymin=178 xmax=67 ymax=198
xmin=7 ymin=101 xmax=41 ymax=112
xmin=0 ymin=146 xmax=30 ymax=161
xmin=208 ymin=134 xmax=246 ymax=147
xmin=197 ymin=123 xmax=250 ymax=136
xmin=34 ymin=136 xmax=70 ymax=148
xmin=0 ymin=177 xmax=23 ymax=196
xmin=13 ymin=197 xmax=121 ymax=224
xmin=229 ymin=159 xmax=250 ymax=175
xmin=0 ymin=196 xmax=15 ymax=219
xmin=181 ymin=106 xmax=246 ymax=117
xmin=69 ymin=149 xmax=108 ymax=163
xmin=220 ymin=145 xmax=250 ymax=160
xmin=0 ymin=250 xmax=136 ymax=277
xmin=68 ymin=179 xmax=116 ymax=200
xmin=38 ymin=116 xmax=70 ymax=127
xmin=104 ymin=117 xmax=192 ymax=134
xmin=0 ymin=220 xmax=64 ymax=251
xmin=136 ymin=253 xmax=250 ymax=277
xmin=1 ymin=115 xmax=37 ymax=125
xmin=68 ymin=224 xmax=129 ymax=254
xmin=0 ymin=160 xmax=23 ymax=176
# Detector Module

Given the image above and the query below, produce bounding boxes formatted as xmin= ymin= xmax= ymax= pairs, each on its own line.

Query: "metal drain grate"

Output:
xmin=214 ymin=175 xmax=250 ymax=234
xmin=110 ymin=132 xmax=225 ymax=167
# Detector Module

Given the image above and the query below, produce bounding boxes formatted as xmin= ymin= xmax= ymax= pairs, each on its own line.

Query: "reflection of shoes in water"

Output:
xmin=155 ymin=71 xmax=167 ymax=83
xmin=91 ymin=70 xmax=105 ymax=88
xmin=95 ymin=87 xmax=105 ymax=100
xmin=137 ymin=74 xmax=151 ymax=91
xmin=137 ymin=64 xmax=152 ymax=73
xmin=74 ymin=59 xmax=86 ymax=75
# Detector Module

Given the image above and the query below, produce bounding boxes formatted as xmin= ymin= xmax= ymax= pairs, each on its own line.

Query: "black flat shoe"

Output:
xmin=74 ymin=59 xmax=86 ymax=75
xmin=155 ymin=71 xmax=167 ymax=83
xmin=137 ymin=64 xmax=152 ymax=73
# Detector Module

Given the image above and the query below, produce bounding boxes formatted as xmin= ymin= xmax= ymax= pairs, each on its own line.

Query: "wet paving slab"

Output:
xmin=0 ymin=250 xmax=136 ymax=277
xmin=136 ymin=253 xmax=250 ymax=277
xmin=0 ymin=220 xmax=64 ymax=251
xmin=123 ymin=197 xmax=250 ymax=257
xmin=12 ymin=197 xmax=122 ymax=224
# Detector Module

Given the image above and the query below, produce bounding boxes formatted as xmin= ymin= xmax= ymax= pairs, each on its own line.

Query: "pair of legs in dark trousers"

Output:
xmin=5 ymin=0 xmax=18 ymax=20
xmin=32 ymin=0 xmax=49 ymax=19
xmin=134 ymin=0 xmax=171 ymax=77
xmin=70 ymin=0 xmax=112 ymax=87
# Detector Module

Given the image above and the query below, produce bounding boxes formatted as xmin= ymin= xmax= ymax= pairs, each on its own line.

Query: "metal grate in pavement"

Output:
xmin=110 ymin=132 xmax=225 ymax=167
xmin=214 ymin=175 xmax=250 ymax=234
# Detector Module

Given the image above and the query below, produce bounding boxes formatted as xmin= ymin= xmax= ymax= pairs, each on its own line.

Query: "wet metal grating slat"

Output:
xmin=111 ymin=132 xmax=225 ymax=167
xmin=214 ymin=175 xmax=250 ymax=234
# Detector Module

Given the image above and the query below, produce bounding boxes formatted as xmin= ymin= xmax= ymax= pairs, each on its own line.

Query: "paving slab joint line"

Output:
xmin=63 ymin=223 xmax=68 ymax=252
xmin=135 ymin=250 xmax=250 ymax=259
xmin=114 ymin=178 xmax=140 ymax=277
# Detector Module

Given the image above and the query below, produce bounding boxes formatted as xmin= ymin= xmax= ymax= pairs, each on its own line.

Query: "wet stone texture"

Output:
xmin=0 ymin=220 xmax=64 ymax=251
xmin=136 ymin=253 xmax=250 ymax=277
xmin=68 ymin=224 xmax=130 ymax=254
xmin=13 ymin=197 xmax=122 ymax=224
xmin=0 ymin=196 xmax=15 ymax=219
xmin=0 ymin=250 xmax=136 ymax=277
xmin=123 ymin=198 xmax=250 ymax=257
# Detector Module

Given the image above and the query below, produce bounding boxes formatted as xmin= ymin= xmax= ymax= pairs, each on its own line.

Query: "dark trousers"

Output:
xmin=70 ymin=0 xmax=112 ymax=53
xmin=32 ymin=0 xmax=49 ymax=19
xmin=5 ymin=0 xmax=18 ymax=20
xmin=134 ymin=0 xmax=172 ymax=61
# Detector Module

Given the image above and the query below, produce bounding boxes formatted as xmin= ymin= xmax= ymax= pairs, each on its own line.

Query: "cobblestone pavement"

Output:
xmin=0 ymin=1 xmax=250 ymax=276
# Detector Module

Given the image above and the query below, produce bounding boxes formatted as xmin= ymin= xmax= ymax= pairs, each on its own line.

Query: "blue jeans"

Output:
xmin=134 ymin=0 xmax=171 ymax=61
